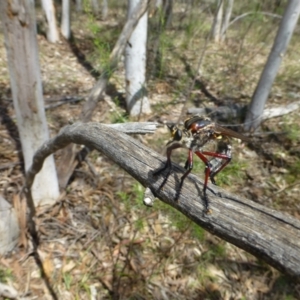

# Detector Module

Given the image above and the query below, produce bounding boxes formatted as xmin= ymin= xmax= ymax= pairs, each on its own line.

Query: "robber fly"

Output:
xmin=154 ymin=115 xmax=250 ymax=212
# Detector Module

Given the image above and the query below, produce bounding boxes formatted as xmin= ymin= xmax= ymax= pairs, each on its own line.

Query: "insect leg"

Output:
xmin=194 ymin=151 xmax=212 ymax=211
xmin=180 ymin=149 xmax=193 ymax=189
xmin=202 ymin=142 xmax=232 ymax=184
xmin=153 ymin=143 xmax=182 ymax=176
xmin=194 ymin=151 xmax=211 ymax=194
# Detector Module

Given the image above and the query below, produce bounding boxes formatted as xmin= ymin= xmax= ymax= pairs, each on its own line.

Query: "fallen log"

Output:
xmin=25 ymin=122 xmax=300 ymax=279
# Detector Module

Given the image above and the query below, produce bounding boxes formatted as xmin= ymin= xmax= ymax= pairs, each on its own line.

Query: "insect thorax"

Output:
xmin=181 ymin=128 xmax=213 ymax=151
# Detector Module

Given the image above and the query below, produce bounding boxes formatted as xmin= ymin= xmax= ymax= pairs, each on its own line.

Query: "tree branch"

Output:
xmin=188 ymin=100 xmax=300 ymax=123
xmin=25 ymin=122 xmax=300 ymax=279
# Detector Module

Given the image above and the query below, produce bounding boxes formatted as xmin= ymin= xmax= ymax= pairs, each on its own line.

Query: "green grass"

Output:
xmin=171 ymin=151 xmax=247 ymax=188
xmin=63 ymin=272 xmax=73 ymax=290
xmin=110 ymin=111 xmax=129 ymax=124
xmin=284 ymin=122 xmax=300 ymax=143
xmin=0 ymin=267 xmax=13 ymax=283
xmin=116 ymin=180 xmax=207 ymax=242
xmin=285 ymin=159 xmax=300 ymax=184
xmin=215 ymin=159 xmax=248 ymax=186
xmin=202 ymin=244 xmax=227 ymax=262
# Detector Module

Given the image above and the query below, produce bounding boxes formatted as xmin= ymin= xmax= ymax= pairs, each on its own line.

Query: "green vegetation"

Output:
xmin=215 ymin=159 xmax=248 ymax=186
xmin=2 ymin=0 xmax=300 ymax=299
xmin=63 ymin=272 xmax=73 ymax=290
xmin=284 ymin=121 xmax=300 ymax=143
xmin=0 ymin=267 xmax=13 ymax=283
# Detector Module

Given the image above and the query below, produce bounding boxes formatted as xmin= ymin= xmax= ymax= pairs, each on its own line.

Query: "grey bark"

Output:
xmin=162 ymin=0 xmax=173 ymax=28
xmin=220 ymin=0 xmax=234 ymax=41
xmin=102 ymin=0 xmax=108 ymax=20
xmin=188 ymin=101 xmax=300 ymax=123
xmin=0 ymin=196 xmax=20 ymax=255
xmin=41 ymin=0 xmax=60 ymax=43
xmin=76 ymin=0 xmax=82 ymax=12
xmin=0 ymin=0 xmax=60 ymax=206
xmin=91 ymin=0 xmax=100 ymax=16
xmin=125 ymin=0 xmax=151 ymax=116
xmin=61 ymin=0 xmax=71 ymax=39
xmin=25 ymin=122 xmax=300 ymax=279
xmin=244 ymin=0 xmax=300 ymax=131
xmin=211 ymin=0 xmax=224 ymax=42
xmin=25 ymin=122 xmax=159 ymax=218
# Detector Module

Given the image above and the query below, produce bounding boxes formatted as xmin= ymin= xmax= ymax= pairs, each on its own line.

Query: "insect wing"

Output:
xmin=214 ymin=124 xmax=251 ymax=142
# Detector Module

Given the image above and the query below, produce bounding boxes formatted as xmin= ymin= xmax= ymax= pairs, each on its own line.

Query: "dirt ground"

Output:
xmin=1 ymin=3 xmax=300 ymax=300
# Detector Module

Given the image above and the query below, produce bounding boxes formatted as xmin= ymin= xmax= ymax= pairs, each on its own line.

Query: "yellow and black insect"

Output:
xmin=154 ymin=115 xmax=250 ymax=212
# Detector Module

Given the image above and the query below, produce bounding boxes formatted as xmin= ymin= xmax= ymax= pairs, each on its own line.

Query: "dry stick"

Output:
xmin=25 ymin=122 xmax=300 ymax=278
xmin=188 ymin=100 xmax=300 ymax=123
xmin=57 ymin=0 xmax=151 ymax=188
xmin=24 ymin=122 xmax=157 ymax=234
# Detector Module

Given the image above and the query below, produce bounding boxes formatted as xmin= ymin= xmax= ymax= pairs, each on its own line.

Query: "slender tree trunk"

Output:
xmin=76 ymin=0 xmax=82 ymax=12
xmin=0 ymin=196 xmax=19 ymax=254
xmin=220 ymin=0 xmax=234 ymax=41
xmin=61 ymin=0 xmax=71 ymax=39
xmin=91 ymin=0 xmax=100 ymax=16
xmin=244 ymin=0 xmax=300 ymax=131
xmin=0 ymin=0 xmax=60 ymax=206
xmin=149 ymin=0 xmax=172 ymax=76
xmin=102 ymin=0 xmax=108 ymax=20
xmin=57 ymin=0 xmax=151 ymax=188
xmin=211 ymin=0 xmax=224 ymax=42
xmin=156 ymin=0 xmax=162 ymax=8
xmin=163 ymin=0 xmax=173 ymax=28
xmin=125 ymin=0 xmax=151 ymax=116
xmin=41 ymin=0 xmax=60 ymax=43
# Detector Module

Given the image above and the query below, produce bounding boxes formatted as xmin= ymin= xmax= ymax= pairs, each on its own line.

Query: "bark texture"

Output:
xmin=61 ymin=0 xmax=71 ymax=39
xmin=41 ymin=0 xmax=59 ymax=43
xmin=0 ymin=0 xmax=59 ymax=206
xmin=245 ymin=0 xmax=300 ymax=131
xmin=125 ymin=0 xmax=151 ymax=116
xmin=26 ymin=122 xmax=300 ymax=279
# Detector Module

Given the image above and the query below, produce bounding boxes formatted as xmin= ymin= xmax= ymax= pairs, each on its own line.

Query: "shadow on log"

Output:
xmin=25 ymin=122 xmax=300 ymax=279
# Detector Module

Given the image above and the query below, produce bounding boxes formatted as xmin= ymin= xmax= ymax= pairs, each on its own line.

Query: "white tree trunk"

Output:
xmin=125 ymin=0 xmax=151 ymax=116
xmin=0 ymin=0 xmax=60 ymax=206
xmin=76 ymin=0 xmax=82 ymax=12
xmin=61 ymin=0 xmax=71 ymax=39
xmin=0 ymin=196 xmax=19 ymax=254
xmin=245 ymin=0 xmax=300 ymax=131
xmin=220 ymin=0 xmax=234 ymax=41
xmin=155 ymin=0 xmax=163 ymax=8
xmin=41 ymin=0 xmax=60 ymax=43
xmin=102 ymin=0 xmax=108 ymax=20
xmin=91 ymin=0 xmax=100 ymax=16
xmin=164 ymin=0 xmax=173 ymax=28
xmin=211 ymin=0 xmax=224 ymax=42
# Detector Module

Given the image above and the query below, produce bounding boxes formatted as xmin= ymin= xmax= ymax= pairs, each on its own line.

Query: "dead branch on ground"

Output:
xmin=188 ymin=100 xmax=300 ymax=123
xmin=25 ymin=122 xmax=300 ymax=279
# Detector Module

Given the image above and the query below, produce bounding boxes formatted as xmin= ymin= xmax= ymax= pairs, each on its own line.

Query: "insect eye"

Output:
xmin=174 ymin=129 xmax=182 ymax=141
xmin=167 ymin=125 xmax=182 ymax=141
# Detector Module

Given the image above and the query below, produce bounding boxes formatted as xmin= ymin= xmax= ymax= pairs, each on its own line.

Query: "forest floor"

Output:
xmin=1 ymin=3 xmax=300 ymax=300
